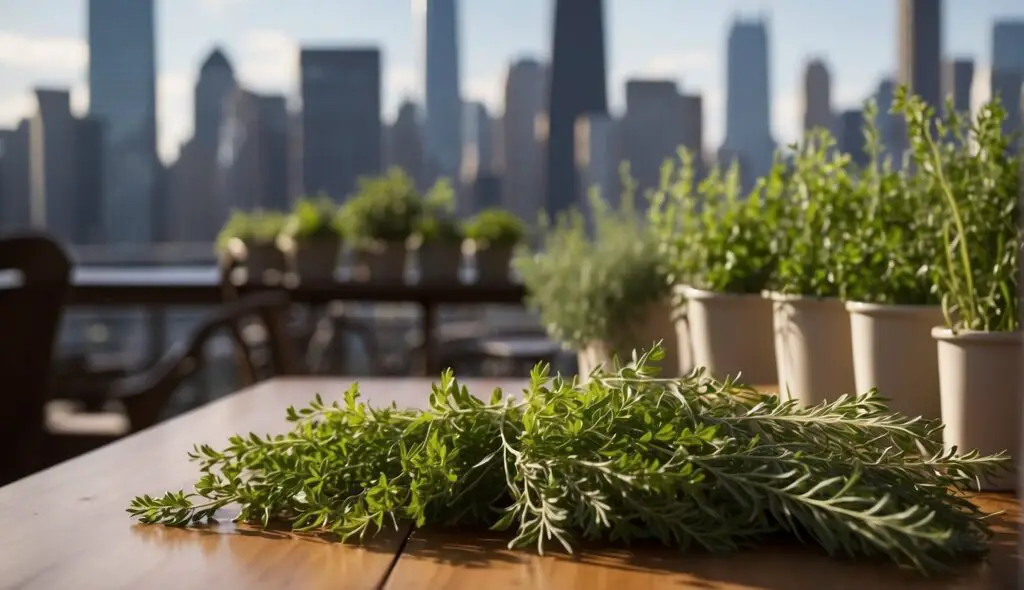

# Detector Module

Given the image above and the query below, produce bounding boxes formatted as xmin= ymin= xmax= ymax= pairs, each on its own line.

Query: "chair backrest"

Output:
xmin=0 ymin=233 xmax=71 ymax=485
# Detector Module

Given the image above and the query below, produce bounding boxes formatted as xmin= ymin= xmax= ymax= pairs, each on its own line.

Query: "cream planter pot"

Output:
xmin=578 ymin=298 xmax=685 ymax=379
xmin=933 ymin=328 xmax=1022 ymax=492
xmin=683 ymin=286 xmax=776 ymax=385
xmin=475 ymin=244 xmax=515 ymax=285
xmin=846 ymin=302 xmax=944 ymax=420
xmin=243 ymin=241 xmax=287 ymax=283
xmin=418 ymin=242 xmax=463 ymax=284
xmin=770 ymin=293 xmax=857 ymax=407
xmin=672 ymin=285 xmax=695 ymax=376
xmin=294 ymin=237 xmax=341 ymax=282
xmin=355 ymin=242 xmax=407 ymax=284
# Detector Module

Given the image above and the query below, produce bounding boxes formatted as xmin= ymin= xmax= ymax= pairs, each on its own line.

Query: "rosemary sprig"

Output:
xmin=128 ymin=346 xmax=1008 ymax=574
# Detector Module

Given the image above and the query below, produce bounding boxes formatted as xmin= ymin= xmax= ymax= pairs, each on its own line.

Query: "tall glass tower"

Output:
xmin=544 ymin=0 xmax=607 ymax=217
xmin=419 ymin=0 xmax=463 ymax=188
xmin=720 ymin=18 xmax=775 ymax=193
xmin=88 ymin=0 xmax=158 ymax=245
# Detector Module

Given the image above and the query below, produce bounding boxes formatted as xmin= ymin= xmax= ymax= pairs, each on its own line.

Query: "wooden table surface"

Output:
xmin=0 ymin=377 xmax=1018 ymax=590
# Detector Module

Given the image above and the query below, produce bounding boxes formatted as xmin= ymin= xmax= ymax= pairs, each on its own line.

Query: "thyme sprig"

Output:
xmin=129 ymin=346 xmax=1007 ymax=574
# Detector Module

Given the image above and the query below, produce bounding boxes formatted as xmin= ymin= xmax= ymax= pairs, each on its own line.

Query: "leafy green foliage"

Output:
xmin=647 ymin=149 xmax=702 ymax=286
xmin=338 ymin=168 xmax=424 ymax=247
xmin=896 ymin=90 xmax=1021 ymax=332
xmin=415 ymin=179 xmax=464 ymax=243
xmin=128 ymin=345 xmax=1007 ymax=575
xmin=832 ymin=100 xmax=942 ymax=305
xmin=216 ymin=209 xmax=288 ymax=251
xmin=283 ymin=195 xmax=342 ymax=241
xmin=464 ymin=208 xmax=527 ymax=247
xmin=514 ymin=173 xmax=672 ymax=350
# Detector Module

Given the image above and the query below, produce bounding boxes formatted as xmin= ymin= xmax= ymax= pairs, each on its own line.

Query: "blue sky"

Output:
xmin=0 ymin=0 xmax=1022 ymax=162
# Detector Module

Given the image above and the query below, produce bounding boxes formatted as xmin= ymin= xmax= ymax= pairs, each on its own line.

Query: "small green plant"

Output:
xmin=465 ymin=208 xmax=527 ymax=247
xmin=283 ymin=195 xmax=342 ymax=241
xmin=896 ymin=89 xmax=1021 ymax=332
xmin=338 ymin=168 xmax=424 ymax=248
xmin=836 ymin=100 xmax=944 ymax=306
xmin=647 ymin=148 xmax=702 ymax=286
xmin=216 ymin=209 xmax=287 ymax=251
xmin=515 ymin=168 xmax=672 ymax=352
xmin=415 ymin=178 xmax=464 ymax=243
xmin=128 ymin=346 xmax=1008 ymax=575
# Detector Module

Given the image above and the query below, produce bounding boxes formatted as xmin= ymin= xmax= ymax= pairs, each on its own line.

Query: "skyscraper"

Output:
xmin=991 ymin=21 xmax=1024 ymax=142
xmin=720 ymin=18 xmax=775 ymax=192
xmin=385 ymin=100 xmax=425 ymax=188
xmin=837 ymin=109 xmax=868 ymax=168
xmin=501 ymin=58 xmax=548 ymax=224
xmin=219 ymin=90 xmax=290 ymax=212
xmin=460 ymin=101 xmax=494 ymax=216
xmin=545 ymin=0 xmax=608 ymax=217
xmin=802 ymin=59 xmax=833 ymax=136
xmin=300 ymin=48 xmax=382 ymax=202
xmin=620 ymin=80 xmax=698 ymax=195
xmin=0 ymin=121 xmax=30 ymax=232
xmin=419 ymin=0 xmax=463 ymax=189
xmin=898 ymin=0 xmax=942 ymax=109
xmin=88 ymin=0 xmax=158 ymax=244
xmin=942 ymin=58 xmax=974 ymax=114
xmin=194 ymin=49 xmax=238 ymax=151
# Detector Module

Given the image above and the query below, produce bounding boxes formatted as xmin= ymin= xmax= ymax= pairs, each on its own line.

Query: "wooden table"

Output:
xmin=0 ymin=378 xmax=1018 ymax=589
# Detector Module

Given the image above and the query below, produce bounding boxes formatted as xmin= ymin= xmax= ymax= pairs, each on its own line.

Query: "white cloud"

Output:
xmin=236 ymin=29 xmax=298 ymax=94
xmin=772 ymin=90 xmax=801 ymax=146
xmin=637 ymin=51 xmax=715 ymax=78
xmin=0 ymin=32 xmax=87 ymax=72
xmin=157 ymin=71 xmax=195 ymax=162
xmin=0 ymin=93 xmax=32 ymax=127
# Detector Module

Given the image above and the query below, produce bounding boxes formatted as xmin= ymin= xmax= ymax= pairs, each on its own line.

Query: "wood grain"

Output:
xmin=0 ymin=377 xmax=522 ymax=590
xmin=385 ymin=494 xmax=1019 ymax=590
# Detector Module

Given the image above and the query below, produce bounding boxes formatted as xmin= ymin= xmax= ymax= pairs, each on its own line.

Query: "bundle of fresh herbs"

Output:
xmin=129 ymin=346 xmax=1007 ymax=574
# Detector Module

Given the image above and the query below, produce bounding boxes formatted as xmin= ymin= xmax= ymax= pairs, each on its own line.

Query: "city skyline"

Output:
xmin=0 ymin=0 xmax=1022 ymax=164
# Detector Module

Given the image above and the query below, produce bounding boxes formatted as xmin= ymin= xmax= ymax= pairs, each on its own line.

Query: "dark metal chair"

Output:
xmin=0 ymin=233 xmax=72 ymax=486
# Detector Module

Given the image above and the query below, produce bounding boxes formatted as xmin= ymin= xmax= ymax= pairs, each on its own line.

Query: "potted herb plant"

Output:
xmin=281 ymin=195 xmax=343 ymax=282
xmin=414 ymin=179 xmax=464 ymax=284
xmin=515 ymin=186 xmax=680 ymax=377
xmin=216 ymin=209 xmax=288 ymax=282
xmin=465 ymin=208 xmax=526 ymax=285
xmin=338 ymin=168 xmax=423 ymax=284
xmin=841 ymin=101 xmax=945 ymax=420
xmin=676 ymin=159 xmax=782 ymax=385
xmin=900 ymin=92 xmax=1022 ymax=491
xmin=768 ymin=129 xmax=858 ymax=407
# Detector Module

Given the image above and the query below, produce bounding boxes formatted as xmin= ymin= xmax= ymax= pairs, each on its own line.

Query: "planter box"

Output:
xmin=683 ymin=286 xmax=776 ymax=385
xmin=475 ymin=244 xmax=515 ymax=285
xmin=294 ymin=237 xmax=341 ymax=282
xmin=933 ymin=328 xmax=1022 ymax=491
xmin=243 ymin=240 xmax=287 ymax=283
xmin=577 ymin=298 xmax=684 ymax=379
xmin=770 ymin=293 xmax=856 ymax=407
xmin=418 ymin=242 xmax=463 ymax=284
xmin=354 ymin=242 xmax=407 ymax=284
xmin=847 ymin=302 xmax=944 ymax=420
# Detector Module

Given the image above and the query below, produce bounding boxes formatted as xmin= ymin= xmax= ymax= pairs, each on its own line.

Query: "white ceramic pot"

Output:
xmin=294 ymin=237 xmax=341 ymax=282
xmin=243 ymin=240 xmax=287 ymax=283
xmin=846 ymin=302 xmax=944 ymax=420
xmin=418 ymin=241 xmax=463 ymax=284
xmin=770 ymin=293 xmax=857 ymax=407
xmin=577 ymin=298 xmax=685 ymax=378
xmin=683 ymin=286 xmax=776 ymax=385
xmin=933 ymin=328 xmax=1022 ymax=491
xmin=354 ymin=241 xmax=407 ymax=284
xmin=672 ymin=285 xmax=695 ymax=376
xmin=475 ymin=244 xmax=514 ymax=285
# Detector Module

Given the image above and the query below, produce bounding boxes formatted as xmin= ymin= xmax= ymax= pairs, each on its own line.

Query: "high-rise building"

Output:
xmin=75 ymin=116 xmax=105 ymax=244
xmin=300 ymin=48 xmax=382 ymax=202
xmin=545 ymin=0 xmax=608 ymax=217
xmin=620 ymin=80 xmax=701 ymax=195
xmin=168 ymin=48 xmax=239 ymax=242
xmin=803 ymin=59 xmax=833 ymax=136
xmin=419 ymin=0 xmax=463 ymax=189
xmin=898 ymin=0 xmax=942 ymax=110
xmin=873 ymin=78 xmax=903 ymax=165
xmin=501 ymin=58 xmax=548 ymax=225
xmin=219 ymin=89 xmax=290 ymax=212
xmin=942 ymin=58 xmax=974 ymax=115
xmin=385 ymin=100 xmax=424 ymax=188
xmin=837 ymin=109 xmax=868 ymax=168
xmin=0 ymin=121 xmax=30 ymax=231
xmin=720 ymin=18 xmax=775 ymax=192
xmin=459 ymin=101 xmax=494 ymax=216
xmin=88 ymin=0 xmax=158 ymax=244
xmin=991 ymin=21 xmax=1024 ymax=143
xmin=575 ymin=113 xmax=621 ymax=217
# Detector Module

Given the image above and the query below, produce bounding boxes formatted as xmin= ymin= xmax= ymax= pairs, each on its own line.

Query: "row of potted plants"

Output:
xmin=216 ymin=168 xmax=527 ymax=284
xmin=516 ymin=89 xmax=1021 ymax=490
